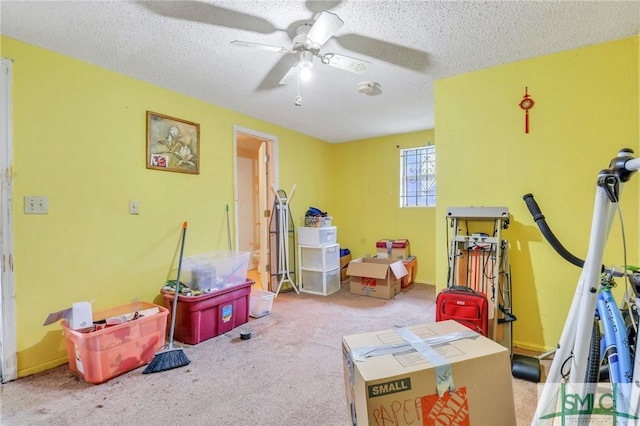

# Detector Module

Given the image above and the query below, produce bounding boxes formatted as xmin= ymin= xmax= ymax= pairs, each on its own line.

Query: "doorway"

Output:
xmin=233 ymin=126 xmax=278 ymax=292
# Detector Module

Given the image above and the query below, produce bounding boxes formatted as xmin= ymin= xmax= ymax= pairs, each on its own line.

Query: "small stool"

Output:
xmin=401 ymin=256 xmax=417 ymax=288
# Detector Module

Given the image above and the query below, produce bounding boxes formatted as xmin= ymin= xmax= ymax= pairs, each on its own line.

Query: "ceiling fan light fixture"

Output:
xmin=299 ymin=66 xmax=312 ymax=82
xmin=298 ymin=50 xmax=314 ymax=82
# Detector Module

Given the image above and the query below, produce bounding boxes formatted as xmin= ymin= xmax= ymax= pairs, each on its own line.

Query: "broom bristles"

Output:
xmin=143 ymin=347 xmax=190 ymax=374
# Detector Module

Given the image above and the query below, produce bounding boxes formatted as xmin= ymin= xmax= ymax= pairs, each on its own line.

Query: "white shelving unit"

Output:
xmin=298 ymin=227 xmax=341 ymax=296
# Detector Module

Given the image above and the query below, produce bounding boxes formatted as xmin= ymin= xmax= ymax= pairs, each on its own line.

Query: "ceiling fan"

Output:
xmin=231 ymin=11 xmax=371 ymax=85
xmin=141 ymin=1 xmax=429 ymax=77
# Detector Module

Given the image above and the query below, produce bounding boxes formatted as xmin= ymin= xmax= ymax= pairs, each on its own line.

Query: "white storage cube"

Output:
xmin=299 ymin=243 xmax=340 ymax=270
xmin=300 ymin=268 xmax=341 ymax=296
xmin=298 ymin=226 xmax=337 ymax=246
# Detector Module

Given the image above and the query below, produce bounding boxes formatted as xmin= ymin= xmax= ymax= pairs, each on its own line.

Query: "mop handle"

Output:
xmin=168 ymin=221 xmax=188 ymax=349
xmin=226 ymin=204 xmax=232 ymax=251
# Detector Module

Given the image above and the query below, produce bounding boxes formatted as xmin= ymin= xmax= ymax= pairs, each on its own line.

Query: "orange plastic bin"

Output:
xmin=62 ymin=301 xmax=168 ymax=384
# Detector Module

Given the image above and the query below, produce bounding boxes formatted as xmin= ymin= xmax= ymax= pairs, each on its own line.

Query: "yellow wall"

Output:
xmin=435 ymin=36 xmax=639 ymax=351
xmin=4 ymin=33 xmax=639 ymax=375
xmin=330 ymin=131 xmax=437 ymax=284
xmin=1 ymin=37 xmax=335 ymax=376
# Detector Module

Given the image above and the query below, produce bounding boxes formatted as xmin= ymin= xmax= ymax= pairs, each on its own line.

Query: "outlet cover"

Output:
xmin=24 ymin=196 xmax=48 ymax=214
xmin=129 ymin=200 xmax=140 ymax=215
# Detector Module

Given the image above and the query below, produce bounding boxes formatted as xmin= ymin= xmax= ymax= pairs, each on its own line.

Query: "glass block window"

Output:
xmin=400 ymin=145 xmax=435 ymax=207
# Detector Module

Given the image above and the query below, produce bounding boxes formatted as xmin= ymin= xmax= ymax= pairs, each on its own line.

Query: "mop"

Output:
xmin=143 ymin=221 xmax=191 ymax=373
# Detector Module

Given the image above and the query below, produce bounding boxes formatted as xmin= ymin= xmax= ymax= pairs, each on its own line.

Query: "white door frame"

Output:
xmin=1 ymin=58 xmax=17 ymax=383
xmin=232 ymin=125 xmax=278 ymax=289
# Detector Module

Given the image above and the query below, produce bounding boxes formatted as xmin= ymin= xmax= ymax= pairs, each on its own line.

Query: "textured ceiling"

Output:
xmin=2 ymin=1 xmax=639 ymax=143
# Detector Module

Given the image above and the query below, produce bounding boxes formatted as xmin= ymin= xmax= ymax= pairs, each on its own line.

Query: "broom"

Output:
xmin=143 ymin=221 xmax=191 ymax=374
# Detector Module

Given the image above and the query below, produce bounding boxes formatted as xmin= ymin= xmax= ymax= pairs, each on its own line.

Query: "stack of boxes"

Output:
xmin=376 ymin=239 xmax=417 ymax=288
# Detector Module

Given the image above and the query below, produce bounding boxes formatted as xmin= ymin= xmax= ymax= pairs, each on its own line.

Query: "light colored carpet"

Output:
xmin=0 ymin=283 xmax=542 ymax=425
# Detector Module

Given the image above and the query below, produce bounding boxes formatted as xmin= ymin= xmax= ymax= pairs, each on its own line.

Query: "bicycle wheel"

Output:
xmin=585 ymin=318 xmax=601 ymax=383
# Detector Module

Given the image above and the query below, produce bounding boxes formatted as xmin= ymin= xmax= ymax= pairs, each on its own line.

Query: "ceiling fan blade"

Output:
xmin=279 ymin=64 xmax=301 ymax=86
xmin=335 ymin=34 xmax=429 ymax=72
xmin=306 ymin=11 xmax=344 ymax=47
xmin=324 ymin=53 xmax=371 ymax=74
xmin=231 ymin=40 xmax=291 ymax=54
xmin=304 ymin=0 xmax=343 ymax=14
xmin=255 ymin=55 xmax=299 ymax=91
xmin=139 ymin=2 xmax=278 ymax=34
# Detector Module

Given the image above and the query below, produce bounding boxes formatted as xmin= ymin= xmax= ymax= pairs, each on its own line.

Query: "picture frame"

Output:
xmin=146 ymin=111 xmax=200 ymax=174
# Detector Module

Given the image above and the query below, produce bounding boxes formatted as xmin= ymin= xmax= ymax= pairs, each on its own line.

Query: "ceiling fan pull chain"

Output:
xmin=295 ymin=73 xmax=302 ymax=107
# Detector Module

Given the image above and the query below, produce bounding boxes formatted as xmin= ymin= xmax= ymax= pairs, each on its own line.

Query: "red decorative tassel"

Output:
xmin=519 ymin=87 xmax=534 ymax=134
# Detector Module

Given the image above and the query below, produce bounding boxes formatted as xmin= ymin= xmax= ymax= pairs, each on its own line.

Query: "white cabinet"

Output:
xmin=298 ymin=226 xmax=337 ymax=245
xmin=300 ymin=268 xmax=340 ymax=296
xmin=298 ymin=238 xmax=341 ymax=296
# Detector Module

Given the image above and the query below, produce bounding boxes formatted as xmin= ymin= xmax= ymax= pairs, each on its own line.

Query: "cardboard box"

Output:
xmin=347 ymin=257 xmax=408 ymax=300
xmin=401 ymin=256 xmax=417 ymax=288
xmin=340 ymin=253 xmax=352 ymax=282
xmin=342 ymin=320 xmax=516 ymax=425
xmin=376 ymin=239 xmax=411 ymax=260
xmin=340 ymin=253 xmax=352 ymax=269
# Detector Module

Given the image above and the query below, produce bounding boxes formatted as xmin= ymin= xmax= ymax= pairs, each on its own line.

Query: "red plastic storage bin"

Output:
xmin=162 ymin=279 xmax=251 ymax=344
xmin=61 ymin=301 xmax=168 ymax=384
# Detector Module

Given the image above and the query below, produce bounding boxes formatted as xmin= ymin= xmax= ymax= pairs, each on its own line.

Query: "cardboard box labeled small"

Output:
xmin=347 ymin=257 xmax=407 ymax=300
xmin=342 ymin=320 xmax=516 ymax=426
xmin=376 ymin=239 xmax=411 ymax=260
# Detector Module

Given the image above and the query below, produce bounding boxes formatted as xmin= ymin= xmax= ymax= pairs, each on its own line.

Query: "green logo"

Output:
xmin=537 ymin=383 xmax=638 ymax=424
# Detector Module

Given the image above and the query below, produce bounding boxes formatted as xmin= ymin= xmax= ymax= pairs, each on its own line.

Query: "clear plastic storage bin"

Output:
xmin=179 ymin=251 xmax=250 ymax=292
xmin=299 ymin=243 xmax=340 ymax=270
xmin=249 ymin=289 xmax=275 ymax=318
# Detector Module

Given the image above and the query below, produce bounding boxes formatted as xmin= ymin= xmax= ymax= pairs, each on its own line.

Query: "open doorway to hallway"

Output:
xmin=233 ymin=127 xmax=277 ymax=292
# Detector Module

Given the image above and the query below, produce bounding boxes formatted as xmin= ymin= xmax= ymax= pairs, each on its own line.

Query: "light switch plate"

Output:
xmin=129 ymin=200 xmax=140 ymax=215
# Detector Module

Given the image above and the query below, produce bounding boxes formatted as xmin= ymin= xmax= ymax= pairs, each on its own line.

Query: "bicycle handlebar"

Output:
xmin=524 ymin=150 xmax=640 ymax=274
xmin=523 ymin=193 xmax=585 ymax=268
xmin=624 ymin=157 xmax=640 ymax=172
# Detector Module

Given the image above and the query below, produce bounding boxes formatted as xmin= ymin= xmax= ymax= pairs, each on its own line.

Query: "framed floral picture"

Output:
xmin=146 ymin=111 xmax=200 ymax=174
